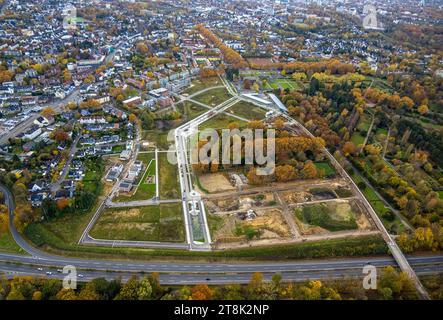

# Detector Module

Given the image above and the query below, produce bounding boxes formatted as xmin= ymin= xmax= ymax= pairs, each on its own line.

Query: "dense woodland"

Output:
xmin=272 ymin=66 xmax=443 ymax=252
xmin=0 ymin=267 xmax=422 ymax=300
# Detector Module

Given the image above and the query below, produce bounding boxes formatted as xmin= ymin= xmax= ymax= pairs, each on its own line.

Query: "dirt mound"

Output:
xmin=246 ymin=209 xmax=290 ymax=237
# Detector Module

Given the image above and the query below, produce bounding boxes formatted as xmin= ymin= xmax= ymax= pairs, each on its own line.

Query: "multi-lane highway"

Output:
xmin=0 ymin=76 xmax=441 ymax=298
xmin=1 ymin=250 xmax=443 ymax=285
xmin=1 ymin=171 xmax=443 ymax=292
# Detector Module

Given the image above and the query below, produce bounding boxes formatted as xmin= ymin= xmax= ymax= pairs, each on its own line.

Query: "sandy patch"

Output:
xmin=282 ymin=191 xmax=312 ymax=204
xmin=247 ymin=209 xmax=291 ymax=237
xmin=199 ymin=173 xmax=235 ymax=193
xmin=356 ymin=213 xmax=372 ymax=230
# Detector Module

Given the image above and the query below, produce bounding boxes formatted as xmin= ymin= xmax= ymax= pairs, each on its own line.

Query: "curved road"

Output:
xmin=1 ymin=183 xmax=443 ymax=288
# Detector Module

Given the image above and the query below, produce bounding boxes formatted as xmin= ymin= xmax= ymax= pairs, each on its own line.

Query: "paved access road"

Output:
xmin=2 ymin=173 xmax=443 ymax=289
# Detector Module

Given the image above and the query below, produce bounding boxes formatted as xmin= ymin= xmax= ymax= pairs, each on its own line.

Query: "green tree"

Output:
xmin=115 ymin=276 xmax=139 ymax=300
xmin=137 ymin=277 xmax=152 ymax=300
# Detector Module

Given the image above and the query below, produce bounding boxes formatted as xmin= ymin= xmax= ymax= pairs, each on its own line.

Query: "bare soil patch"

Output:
xmin=199 ymin=173 xmax=235 ymax=193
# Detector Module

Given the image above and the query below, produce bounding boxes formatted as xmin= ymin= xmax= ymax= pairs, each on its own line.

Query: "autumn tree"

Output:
xmin=275 ymin=165 xmax=297 ymax=182
xmin=417 ymin=104 xmax=429 ymax=115
xmin=247 ymin=168 xmax=266 ymax=185
xmin=191 ymin=284 xmax=214 ymax=300
xmin=342 ymin=141 xmax=357 ymax=156
xmin=128 ymin=113 xmax=138 ymax=123
xmin=115 ymin=276 xmax=139 ymax=300
xmin=56 ymin=288 xmax=77 ymax=300
xmin=56 ymin=198 xmax=70 ymax=211
xmin=377 ymin=266 xmax=418 ymax=300
xmin=247 ymin=120 xmax=266 ymax=130
xmin=41 ymin=107 xmax=55 ymax=118
xmin=301 ymin=161 xmax=317 ymax=179
xmin=274 ymin=118 xmax=285 ymax=130
xmin=78 ymin=282 xmax=100 ymax=300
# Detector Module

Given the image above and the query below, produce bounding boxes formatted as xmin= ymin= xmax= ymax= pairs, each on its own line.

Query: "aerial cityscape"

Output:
xmin=0 ymin=0 xmax=442 ymax=304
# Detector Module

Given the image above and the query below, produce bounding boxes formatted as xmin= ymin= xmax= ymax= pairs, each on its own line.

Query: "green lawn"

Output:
xmin=226 ymin=100 xmax=267 ymax=120
xmin=182 ymin=78 xmax=222 ymax=95
xmin=351 ymin=132 xmax=365 ymax=146
xmin=193 ymin=87 xmax=232 ymax=106
xmin=142 ymin=130 xmax=171 ymax=150
xmin=89 ymin=203 xmax=185 ymax=242
xmin=295 ymin=202 xmax=358 ymax=232
xmin=159 ymin=152 xmax=180 ymax=200
xmin=0 ymin=232 xmax=25 ymax=254
xmin=315 ymin=162 xmax=336 ymax=177
xmin=82 ymin=159 xmax=104 ymax=195
xmin=199 ymin=113 xmax=247 ymax=130
xmin=177 ymin=101 xmax=207 ymax=120
xmin=376 ymin=128 xmax=388 ymax=136
xmin=264 ymin=78 xmax=302 ymax=91
xmin=207 ymin=213 xmax=225 ymax=239
xmin=372 ymin=79 xmax=394 ymax=93
xmin=111 ymin=145 xmax=125 ymax=153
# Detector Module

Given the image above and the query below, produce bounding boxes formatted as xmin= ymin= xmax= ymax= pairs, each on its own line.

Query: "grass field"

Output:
xmin=372 ymin=79 xmax=394 ymax=93
xmin=226 ymin=100 xmax=267 ymax=120
xmin=89 ymin=203 xmax=184 ymax=242
xmin=264 ymin=78 xmax=302 ymax=91
xmin=315 ymin=162 xmax=336 ymax=178
xmin=183 ymin=78 xmax=222 ymax=95
xmin=199 ymin=113 xmax=247 ymax=130
xmin=193 ymin=87 xmax=232 ymax=107
xmin=376 ymin=128 xmax=388 ymax=136
xmin=0 ymin=232 xmax=25 ymax=254
xmin=177 ymin=101 xmax=207 ymax=121
xmin=351 ymin=132 xmax=365 ymax=146
xmin=111 ymin=145 xmax=125 ymax=153
xmin=295 ymin=202 xmax=358 ymax=232
xmin=82 ymin=159 xmax=103 ymax=194
xmin=159 ymin=152 xmax=180 ymax=200
xmin=142 ymin=130 xmax=171 ymax=150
